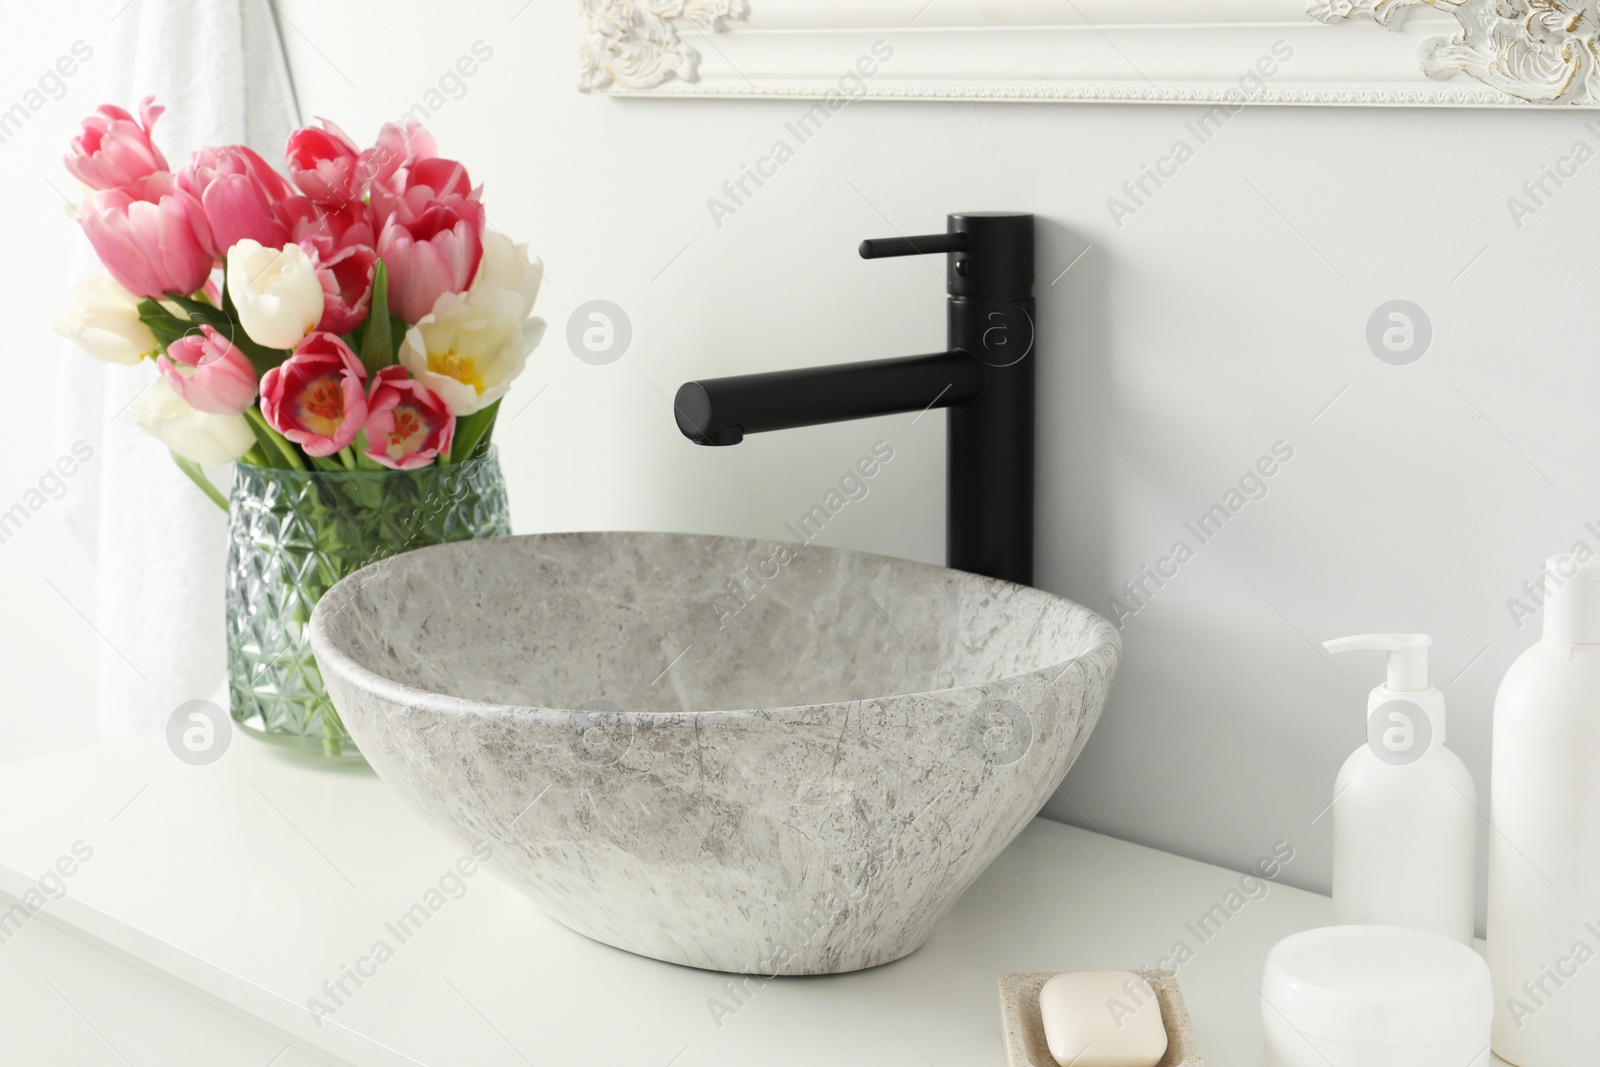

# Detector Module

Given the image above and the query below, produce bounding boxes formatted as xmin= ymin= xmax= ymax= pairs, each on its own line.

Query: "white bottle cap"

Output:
xmin=1261 ymin=925 xmax=1491 ymax=1053
xmin=1543 ymin=554 xmax=1600 ymax=645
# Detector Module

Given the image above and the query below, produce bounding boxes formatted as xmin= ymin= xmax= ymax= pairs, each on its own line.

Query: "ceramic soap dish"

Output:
xmin=999 ymin=970 xmax=1205 ymax=1067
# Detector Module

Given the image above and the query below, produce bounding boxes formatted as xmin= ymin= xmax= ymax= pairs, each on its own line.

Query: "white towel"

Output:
xmin=55 ymin=0 xmax=300 ymax=740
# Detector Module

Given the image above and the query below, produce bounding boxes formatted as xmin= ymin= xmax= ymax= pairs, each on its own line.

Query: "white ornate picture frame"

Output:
xmin=579 ymin=0 xmax=1600 ymax=107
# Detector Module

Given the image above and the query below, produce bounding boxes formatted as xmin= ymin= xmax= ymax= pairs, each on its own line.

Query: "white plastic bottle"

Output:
xmin=1488 ymin=556 xmax=1600 ymax=1064
xmin=1323 ymin=634 xmax=1477 ymax=946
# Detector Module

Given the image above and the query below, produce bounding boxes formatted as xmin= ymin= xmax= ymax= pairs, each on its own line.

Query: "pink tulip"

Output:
xmin=412 ymin=157 xmax=472 ymax=198
xmin=260 ymin=332 xmax=368 ymax=456
xmin=200 ymin=176 xmax=283 ymax=257
xmin=370 ymin=151 xmax=477 ymax=230
xmin=360 ymin=122 xmax=483 ymax=321
xmin=285 ymin=119 xmax=363 ymax=206
xmin=64 ymin=97 xmax=169 ymax=193
xmin=376 ymin=196 xmax=485 ymax=323
xmin=175 ymin=145 xmax=293 ymax=259
xmin=157 ymin=325 xmax=258 ymax=415
xmin=362 ymin=366 xmax=454 ymax=470
xmin=280 ymin=195 xmax=377 ymax=250
xmin=302 ymin=237 xmax=377 ymax=334
xmin=372 ymin=158 xmax=473 ymax=223
xmin=361 ymin=121 xmax=437 ymax=195
xmin=79 ymin=187 xmax=213 ymax=299
xmin=178 ymin=144 xmax=292 ymax=203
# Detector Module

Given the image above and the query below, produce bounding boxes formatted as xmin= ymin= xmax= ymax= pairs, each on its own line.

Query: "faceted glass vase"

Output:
xmin=225 ymin=449 xmax=510 ymax=760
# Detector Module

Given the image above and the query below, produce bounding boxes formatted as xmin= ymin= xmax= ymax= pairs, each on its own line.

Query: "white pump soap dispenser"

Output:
xmin=1322 ymin=634 xmax=1477 ymax=945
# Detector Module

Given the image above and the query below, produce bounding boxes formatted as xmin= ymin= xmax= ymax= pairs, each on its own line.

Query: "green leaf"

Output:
xmin=169 ymin=451 xmax=229 ymax=511
xmin=359 ymin=260 xmax=394 ymax=378
xmin=136 ymin=299 xmax=190 ymax=349
xmin=447 ymin=398 xmax=500 ymax=465
xmin=164 ymin=292 xmax=223 ymax=318
xmin=163 ymin=294 xmax=236 ymax=337
xmin=389 ymin=314 xmax=408 ymax=361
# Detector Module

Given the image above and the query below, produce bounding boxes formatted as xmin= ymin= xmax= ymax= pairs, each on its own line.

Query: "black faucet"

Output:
xmin=674 ymin=212 xmax=1035 ymax=587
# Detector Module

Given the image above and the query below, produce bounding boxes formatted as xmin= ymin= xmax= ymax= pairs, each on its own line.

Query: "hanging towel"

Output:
xmin=55 ymin=0 xmax=300 ymax=740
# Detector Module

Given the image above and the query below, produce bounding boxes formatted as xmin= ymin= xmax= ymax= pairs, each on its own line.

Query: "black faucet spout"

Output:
xmin=674 ymin=212 xmax=1036 ymax=586
xmin=674 ymin=351 xmax=984 ymax=447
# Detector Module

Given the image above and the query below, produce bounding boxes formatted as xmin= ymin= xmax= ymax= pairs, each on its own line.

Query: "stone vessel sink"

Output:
xmin=308 ymin=532 xmax=1120 ymax=974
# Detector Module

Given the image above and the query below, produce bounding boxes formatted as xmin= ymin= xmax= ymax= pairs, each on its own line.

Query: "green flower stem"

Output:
xmin=322 ymin=703 xmax=350 ymax=758
xmin=244 ymin=407 xmax=306 ymax=471
xmin=351 ymin=429 xmax=385 ymax=470
xmin=169 ymin=452 xmax=229 ymax=511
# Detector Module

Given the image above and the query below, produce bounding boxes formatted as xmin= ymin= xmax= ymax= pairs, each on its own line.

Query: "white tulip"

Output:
xmin=53 ymin=275 xmax=159 ymax=365
xmin=132 ymin=377 xmax=255 ymax=466
xmin=473 ymin=231 xmax=544 ymax=318
xmin=225 ymin=240 xmax=324 ymax=350
xmin=399 ymin=232 xmax=546 ymax=415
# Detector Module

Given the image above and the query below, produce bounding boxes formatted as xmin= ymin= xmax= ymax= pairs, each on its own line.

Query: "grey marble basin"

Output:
xmin=308 ymin=532 xmax=1119 ymax=974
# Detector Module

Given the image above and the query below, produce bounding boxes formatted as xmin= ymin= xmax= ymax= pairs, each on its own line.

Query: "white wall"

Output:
xmin=20 ymin=2 xmax=1599 ymax=928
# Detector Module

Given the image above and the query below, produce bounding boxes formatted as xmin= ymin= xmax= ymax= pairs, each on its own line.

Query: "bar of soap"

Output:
xmin=1038 ymin=971 xmax=1168 ymax=1067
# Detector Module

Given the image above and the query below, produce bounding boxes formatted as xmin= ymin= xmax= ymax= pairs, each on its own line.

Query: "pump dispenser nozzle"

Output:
xmin=1323 ymin=633 xmax=1431 ymax=692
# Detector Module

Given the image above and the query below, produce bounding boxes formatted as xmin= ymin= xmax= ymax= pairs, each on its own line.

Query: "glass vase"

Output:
xmin=224 ymin=448 xmax=510 ymax=760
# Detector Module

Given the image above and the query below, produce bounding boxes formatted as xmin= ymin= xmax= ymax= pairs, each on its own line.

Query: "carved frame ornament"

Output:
xmin=578 ymin=0 xmax=1600 ymax=107
xmin=578 ymin=0 xmax=750 ymax=91
xmin=1309 ymin=0 xmax=1600 ymax=105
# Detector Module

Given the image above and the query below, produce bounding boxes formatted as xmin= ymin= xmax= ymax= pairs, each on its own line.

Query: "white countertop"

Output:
xmin=0 ymin=731 xmax=1396 ymax=1066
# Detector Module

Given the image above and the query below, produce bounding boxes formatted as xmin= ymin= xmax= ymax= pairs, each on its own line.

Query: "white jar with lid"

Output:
xmin=1261 ymin=925 xmax=1492 ymax=1067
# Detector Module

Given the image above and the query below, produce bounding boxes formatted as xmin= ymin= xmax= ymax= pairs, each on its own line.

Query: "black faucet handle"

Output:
xmin=859 ymin=215 xmax=1032 ymax=298
xmin=858 ymin=232 xmax=970 ymax=259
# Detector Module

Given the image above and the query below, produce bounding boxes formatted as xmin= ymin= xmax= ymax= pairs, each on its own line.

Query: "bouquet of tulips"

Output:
xmin=54 ymin=98 xmax=544 ymax=507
